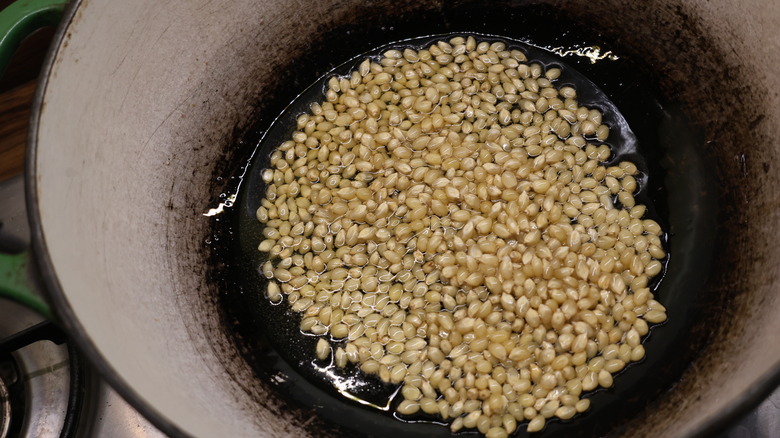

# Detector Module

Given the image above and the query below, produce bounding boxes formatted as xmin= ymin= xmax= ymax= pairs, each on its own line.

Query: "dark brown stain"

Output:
xmin=749 ymin=114 xmax=766 ymax=130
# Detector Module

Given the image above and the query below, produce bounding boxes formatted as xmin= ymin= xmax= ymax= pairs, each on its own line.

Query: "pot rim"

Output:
xmin=23 ymin=1 xmax=190 ymax=437
xmin=22 ymin=1 xmax=780 ymax=437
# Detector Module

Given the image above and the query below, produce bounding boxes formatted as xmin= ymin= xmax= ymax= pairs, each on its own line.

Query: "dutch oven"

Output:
xmin=0 ymin=0 xmax=778 ymax=437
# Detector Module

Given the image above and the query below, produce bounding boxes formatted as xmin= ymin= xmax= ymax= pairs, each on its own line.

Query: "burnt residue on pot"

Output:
xmin=196 ymin=1 xmax=776 ymax=437
xmin=223 ymin=32 xmax=694 ymax=438
xmin=550 ymin=1 xmax=778 ymax=437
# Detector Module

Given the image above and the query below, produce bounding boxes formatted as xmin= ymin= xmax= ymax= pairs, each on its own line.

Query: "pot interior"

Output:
xmin=222 ymin=27 xmax=716 ymax=438
xmin=31 ymin=0 xmax=780 ymax=437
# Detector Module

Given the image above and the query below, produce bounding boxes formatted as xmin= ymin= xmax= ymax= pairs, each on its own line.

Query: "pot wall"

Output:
xmin=34 ymin=1 xmax=299 ymax=436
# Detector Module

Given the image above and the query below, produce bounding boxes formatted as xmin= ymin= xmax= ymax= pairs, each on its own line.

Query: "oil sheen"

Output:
xmin=214 ymin=15 xmax=714 ymax=438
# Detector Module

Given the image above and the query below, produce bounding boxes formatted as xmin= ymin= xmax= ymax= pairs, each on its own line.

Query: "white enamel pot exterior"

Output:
xmin=26 ymin=0 xmax=780 ymax=437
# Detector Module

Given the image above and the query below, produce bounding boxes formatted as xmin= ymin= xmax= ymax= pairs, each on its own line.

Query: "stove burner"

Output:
xmin=0 ymin=320 xmax=83 ymax=438
xmin=0 ymin=351 xmax=24 ymax=438
xmin=0 ymin=373 xmax=9 ymax=438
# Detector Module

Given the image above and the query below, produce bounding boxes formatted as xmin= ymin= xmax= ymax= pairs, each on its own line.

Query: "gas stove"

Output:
xmin=0 ymin=306 xmax=166 ymax=438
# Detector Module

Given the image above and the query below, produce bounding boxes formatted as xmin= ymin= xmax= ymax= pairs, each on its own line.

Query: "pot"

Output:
xmin=0 ymin=0 xmax=778 ymax=437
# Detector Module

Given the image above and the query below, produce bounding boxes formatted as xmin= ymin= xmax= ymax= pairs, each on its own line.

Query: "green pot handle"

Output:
xmin=0 ymin=252 xmax=51 ymax=318
xmin=0 ymin=0 xmax=67 ymax=318
xmin=0 ymin=0 xmax=68 ymax=76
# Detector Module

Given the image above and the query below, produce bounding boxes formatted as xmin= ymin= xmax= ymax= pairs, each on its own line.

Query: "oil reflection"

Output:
xmin=549 ymin=45 xmax=619 ymax=63
xmin=203 ymin=193 xmax=237 ymax=217
xmin=311 ymin=359 xmax=400 ymax=411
